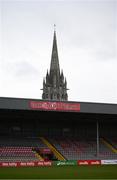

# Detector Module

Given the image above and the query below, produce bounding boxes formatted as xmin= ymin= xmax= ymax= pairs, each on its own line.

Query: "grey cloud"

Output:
xmin=2 ymin=60 xmax=39 ymax=80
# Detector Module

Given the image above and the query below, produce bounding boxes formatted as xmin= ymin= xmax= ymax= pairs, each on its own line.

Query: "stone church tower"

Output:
xmin=42 ymin=30 xmax=68 ymax=101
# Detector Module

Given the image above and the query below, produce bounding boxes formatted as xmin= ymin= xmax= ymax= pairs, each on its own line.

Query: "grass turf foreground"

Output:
xmin=0 ymin=165 xmax=117 ymax=179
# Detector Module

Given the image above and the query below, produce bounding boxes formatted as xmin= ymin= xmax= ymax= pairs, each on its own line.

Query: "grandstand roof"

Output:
xmin=0 ymin=97 xmax=117 ymax=115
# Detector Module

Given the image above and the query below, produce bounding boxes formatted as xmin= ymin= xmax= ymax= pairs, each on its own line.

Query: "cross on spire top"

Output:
xmin=54 ymin=24 xmax=56 ymax=31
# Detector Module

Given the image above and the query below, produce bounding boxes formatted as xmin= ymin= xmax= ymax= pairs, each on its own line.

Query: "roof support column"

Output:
xmin=96 ymin=120 xmax=99 ymax=157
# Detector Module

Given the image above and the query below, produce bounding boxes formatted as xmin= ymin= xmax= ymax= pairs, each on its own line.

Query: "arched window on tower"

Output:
xmin=46 ymin=94 xmax=48 ymax=99
xmin=51 ymin=94 xmax=53 ymax=99
xmin=65 ymin=93 xmax=68 ymax=100
xmin=57 ymin=94 xmax=60 ymax=99
xmin=42 ymin=93 xmax=45 ymax=99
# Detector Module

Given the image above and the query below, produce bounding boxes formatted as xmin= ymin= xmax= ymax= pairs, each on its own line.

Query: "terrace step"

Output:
xmin=40 ymin=137 xmax=66 ymax=161
xmin=101 ymin=138 xmax=117 ymax=153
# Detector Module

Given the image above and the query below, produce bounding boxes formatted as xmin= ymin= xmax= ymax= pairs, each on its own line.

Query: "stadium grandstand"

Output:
xmin=0 ymin=97 xmax=117 ymax=163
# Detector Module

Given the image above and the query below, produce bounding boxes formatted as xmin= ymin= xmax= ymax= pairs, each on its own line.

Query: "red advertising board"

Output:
xmin=0 ymin=161 xmax=52 ymax=167
xmin=29 ymin=101 xmax=80 ymax=112
xmin=78 ymin=160 xmax=101 ymax=165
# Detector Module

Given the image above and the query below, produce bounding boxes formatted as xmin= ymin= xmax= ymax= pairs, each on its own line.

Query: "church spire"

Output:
xmin=50 ymin=27 xmax=60 ymax=75
xmin=42 ymin=28 xmax=68 ymax=101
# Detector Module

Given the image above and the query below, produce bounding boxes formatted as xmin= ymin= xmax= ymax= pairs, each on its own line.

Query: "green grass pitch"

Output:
xmin=0 ymin=165 xmax=117 ymax=179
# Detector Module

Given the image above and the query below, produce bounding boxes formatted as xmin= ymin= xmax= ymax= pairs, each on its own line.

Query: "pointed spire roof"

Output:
xmin=50 ymin=28 xmax=60 ymax=74
xmin=42 ymin=27 xmax=68 ymax=100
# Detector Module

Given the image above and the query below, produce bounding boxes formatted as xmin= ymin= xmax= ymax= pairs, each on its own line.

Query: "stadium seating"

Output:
xmin=0 ymin=137 xmax=47 ymax=147
xmin=0 ymin=136 xmax=117 ymax=162
xmin=48 ymin=137 xmax=117 ymax=160
xmin=0 ymin=137 xmax=47 ymax=162
xmin=0 ymin=147 xmax=38 ymax=162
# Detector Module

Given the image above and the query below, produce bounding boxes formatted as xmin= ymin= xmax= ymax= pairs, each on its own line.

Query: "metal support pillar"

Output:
xmin=96 ymin=120 xmax=99 ymax=157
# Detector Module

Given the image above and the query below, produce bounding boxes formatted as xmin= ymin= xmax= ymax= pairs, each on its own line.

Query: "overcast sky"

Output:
xmin=0 ymin=0 xmax=117 ymax=104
